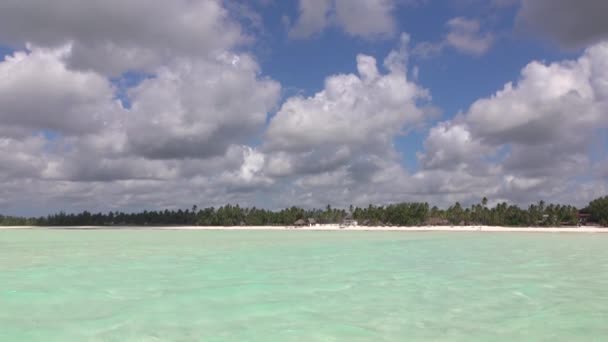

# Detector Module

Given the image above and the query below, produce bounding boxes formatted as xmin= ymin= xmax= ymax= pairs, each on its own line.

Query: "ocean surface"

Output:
xmin=1 ymin=229 xmax=607 ymax=341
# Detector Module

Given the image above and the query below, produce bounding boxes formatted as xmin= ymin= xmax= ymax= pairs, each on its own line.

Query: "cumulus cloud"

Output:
xmin=0 ymin=40 xmax=281 ymax=178
xmin=0 ymin=0 xmax=243 ymax=75
xmin=260 ymin=34 xmax=442 ymax=206
xmin=0 ymin=0 xmax=282 ymax=211
xmin=267 ymin=34 xmax=427 ymax=152
xmin=1 ymin=0 xmax=607 ymax=215
xmin=414 ymin=17 xmax=494 ymax=58
xmin=0 ymin=136 xmax=49 ymax=181
xmin=0 ymin=45 xmax=120 ymax=137
xmin=125 ymin=53 xmax=280 ymax=160
xmin=417 ymin=41 xmax=608 ymax=205
xmin=419 ymin=122 xmax=491 ymax=171
xmin=289 ymin=0 xmax=333 ymax=38
xmin=445 ymin=18 xmax=495 ymax=56
xmin=265 ymin=34 xmax=430 ymax=186
xmin=517 ymin=0 xmax=608 ymax=49
xmin=289 ymin=0 xmax=396 ymax=39
xmin=219 ymin=147 xmax=274 ymax=191
xmin=466 ymin=43 xmax=608 ymax=148
xmin=334 ymin=0 xmax=396 ymax=38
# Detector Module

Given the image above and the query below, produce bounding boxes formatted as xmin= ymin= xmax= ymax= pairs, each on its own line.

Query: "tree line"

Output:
xmin=1 ymin=196 xmax=607 ymax=227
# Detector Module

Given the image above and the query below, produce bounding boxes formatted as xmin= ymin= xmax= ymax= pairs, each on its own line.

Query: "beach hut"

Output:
xmin=307 ymin=218 xmax=317 ymax=226
xmin=342 ymin=213 xmax=358 ymax=227
xmin=294 ymin=219 xmax=307 ymax=227
xmin=577 ymin=210 xmax=591 ymax=226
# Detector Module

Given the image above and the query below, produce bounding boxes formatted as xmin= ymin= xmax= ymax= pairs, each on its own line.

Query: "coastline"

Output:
xmin=1 ymin=225 xmax=607 ymax=233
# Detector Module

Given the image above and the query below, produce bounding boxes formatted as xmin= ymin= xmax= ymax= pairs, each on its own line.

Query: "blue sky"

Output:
xmin=233 ymin=0 xmax=584 ymax=170
xmin=253 ymin=1 xmax=565 ymax=108
xmin=0 ymin=0 xmax=607 ymax=215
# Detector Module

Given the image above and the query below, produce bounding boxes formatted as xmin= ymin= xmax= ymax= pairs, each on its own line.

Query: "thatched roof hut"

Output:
xmin=342 ymin=213 xmax=358 ymax=226
xmin=307 ymin=218 xmax=316 ymax=226
xmin=294 ymin=219 xmax=307 ymax=227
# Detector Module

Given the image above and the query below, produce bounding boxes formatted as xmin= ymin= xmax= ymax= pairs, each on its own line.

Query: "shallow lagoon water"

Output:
xmin=1 ymin=229 xmax=607 ymax=341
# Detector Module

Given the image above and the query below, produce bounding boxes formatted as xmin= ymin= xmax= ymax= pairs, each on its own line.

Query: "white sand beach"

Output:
xmin=3 ymin=225 xmax=606 ymax=233
xmin=157 ymin=225 xmax=608 ymax=233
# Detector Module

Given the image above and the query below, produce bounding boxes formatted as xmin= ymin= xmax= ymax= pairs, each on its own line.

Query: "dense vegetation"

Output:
xmin=588 ymin=196 xmax=608 ymax=226
xmin=0 ymin=215 xmax=34 ymax=226
xmin=2 ymin=196 xmax=606 ymax=227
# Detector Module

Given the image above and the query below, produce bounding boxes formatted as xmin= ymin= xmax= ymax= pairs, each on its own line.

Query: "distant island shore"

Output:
xmin=3 ymin=196 xmax=608 ymax=228
xmin=2 ymin=225 xmax=607 ymax=233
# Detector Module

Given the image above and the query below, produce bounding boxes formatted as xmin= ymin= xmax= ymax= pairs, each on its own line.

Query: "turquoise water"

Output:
xmin=1 ymin=230 xmax=607 ymax=341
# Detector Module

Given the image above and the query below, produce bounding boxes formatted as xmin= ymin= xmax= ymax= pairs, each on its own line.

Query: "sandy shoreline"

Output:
xmin=1 ymin=225 xmax=607 ymax=233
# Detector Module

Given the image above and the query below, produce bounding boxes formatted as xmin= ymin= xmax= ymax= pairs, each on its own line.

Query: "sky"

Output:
xmin=1 ymin=0 xmax=608 ymax=216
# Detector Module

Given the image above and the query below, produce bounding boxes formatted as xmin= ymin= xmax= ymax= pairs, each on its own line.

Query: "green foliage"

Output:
xmin=589 ymin=196 xmax=608 ymax=226
xmin=352 ymin=203 xmax=429 ymax=226
xmin=0 ymin=214 xmax=35 ymax=226
xmin=1 ymin=196 xmax=604 ymax=227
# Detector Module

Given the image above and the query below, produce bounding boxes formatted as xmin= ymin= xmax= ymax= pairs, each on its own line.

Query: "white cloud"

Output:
xmin=0 ymin=45 xmax=120 ymax=137
xmin=445 ymin=18 xmax=494 ymax=56
xmin=259 ymin=34 xmax=443 ymax=207
xmin=0 ymin=136 xmax=49 ymax=181
xmin=219 ymin=147 xmax=274 ymax=190
xmin=125 ymin=53 xmax=281 ymax=160
xmin=0 ymin=1 xmax=290 ymax=214
xmin=466 ymin=46 xmax=605 ymax=146
xmin=334 ymin=0 xmax=396 ymax=38
xmin=1 ymin=0 xmax=608 ymax=215
xmin=419 ymin=122 xmax=491 ymax=170
xmin=414 ymin=17 xmax=494 ymax=58
xmin=0 ymin=41 xmax=282 ymax=180
xmin=416 ymin=40 xmax=608 ymax=206
xmin=267 ymin=34 xmax=428 ymax=154
xmin=517 ymin=0 xmax=608 ymax=49
xmin=0 ymin=33 xmax=280 ymax=206
xmin=0 ymin=0 xmax=243 ymax=75
xmin=289 ymin=0 xmax=396 ymax=39
xmin=289 ymin=0 xmax=333 ymax=38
